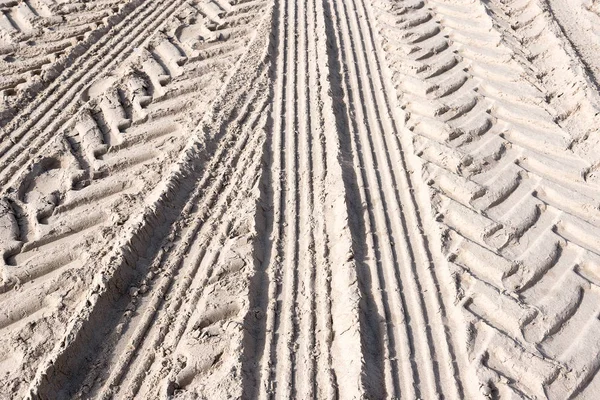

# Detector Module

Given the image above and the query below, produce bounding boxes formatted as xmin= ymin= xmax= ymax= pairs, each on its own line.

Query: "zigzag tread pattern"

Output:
xmin=480 ymin=0 xmax=600 ymax=176
xmin=371 ymin=0 xmax=600 ymax=397
xmin=0 ymin=0 xmax=145 ymax=126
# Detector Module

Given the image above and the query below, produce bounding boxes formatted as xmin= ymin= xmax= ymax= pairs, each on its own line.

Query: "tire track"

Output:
xmin=256 ymin=0 xmax=317 ymax=394
xmin=326 ymin=0 xmax=413 ymax=395
xmin=482 ymin=0 xmax=600 ymax=179
xmin=0 ymin=0 xmax=186 ymax=191
xmin=244 ymin=0 xmax=464 ymax=397
xmin=0 ymin=0 xmax=143 ymax=126
xmin=3 ymin=0 xmax=600 ymax=397
xmin=94 ymin=39 xmax=272 ymax=397
xmin=0 ymin=2 xmax=268 ymax=397
xmin=326 ymin=0 xmax=463 ymax=396
xmin=372 ymin=0 xmax=600 ymax=396
xmin=95 ymin=83 xmax=269 ymax=400
xmin=249 ymin=0 xmax=365 ymax=396
xmin=28 ymin=9 xmax=273 ymax=395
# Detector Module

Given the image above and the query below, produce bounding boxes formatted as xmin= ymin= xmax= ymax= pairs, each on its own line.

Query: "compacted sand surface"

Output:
xmin=1 ymin=0 xmax=600 ymax=398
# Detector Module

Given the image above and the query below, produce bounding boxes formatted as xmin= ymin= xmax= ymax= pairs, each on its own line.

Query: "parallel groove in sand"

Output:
xmin=254 ymin=0 xmax=364 ymax=396
xmin=256 ymin=0 xmax=324 ymax=395
xmin=108 ymin=86 xmax=269 ymax=399
xmin=253 ymin=0 xmax=462 ymax=397
xmin=22 ymin=1 xmax=272 ymax=397
xmin=0 ymin=0 xmax=143 ymax=126
xmin=327 ymin=0 xmax=462 ymax=396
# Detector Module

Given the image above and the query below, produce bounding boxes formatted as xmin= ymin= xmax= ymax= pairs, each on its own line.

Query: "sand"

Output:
xmin=1 ymin=0 xmax=600 ymax=398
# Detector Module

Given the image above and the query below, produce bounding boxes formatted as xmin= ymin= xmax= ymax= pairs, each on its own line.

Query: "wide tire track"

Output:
xmin=0 ymin=1 xmax=269 ymax=397
xmin=242 ymin=0 xmax=466 ymax=397
xmin=372 ymin=0 xmax=600 ymax=397
xmin=247 ymin=0 xmax=364 ymax=396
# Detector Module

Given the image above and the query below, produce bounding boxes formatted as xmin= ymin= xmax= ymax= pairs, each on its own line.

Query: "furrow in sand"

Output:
xmin=322 ymin=1 xmax=400 ymax=397
xmin=295 ymin=0 xmax=317 ymax=395
xmin=329 ymin=0 xmax=419 ymax=395
xmin=276 ymin=0 xmax=300 ymax=392
xmin=65 ymin=56 xmax=271 ymax=398
xmin=255 ymin=0 xmax=288 ymax=392
xmin=259 ymin=0 xmax=301 ymax=392
xmin=307 ymin=0 xmax=337 ymax=395
xmin=250 ymin=0 xmax=463 ymax=397
xmin=254 ymin=0 xmax=366 ymax=396
xmin=326 ymin=0 xmax=463 ymax=397
xmin=107 ymin=100 xmax=269 ymax=400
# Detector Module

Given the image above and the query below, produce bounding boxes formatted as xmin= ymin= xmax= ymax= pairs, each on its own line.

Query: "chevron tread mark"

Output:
xmin=371 ymin=0 xmax=600 ymax=397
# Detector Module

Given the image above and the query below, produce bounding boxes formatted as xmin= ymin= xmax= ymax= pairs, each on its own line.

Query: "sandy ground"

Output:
xmin=1 ymin=0 xmax=600 ymax=398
